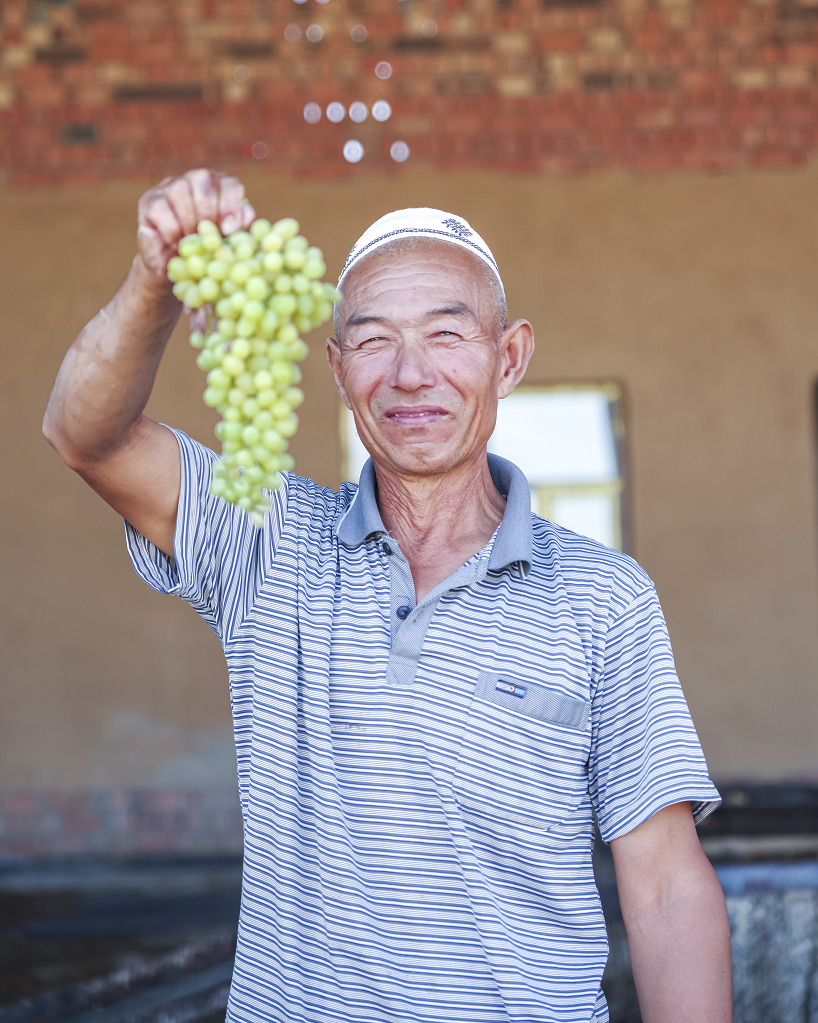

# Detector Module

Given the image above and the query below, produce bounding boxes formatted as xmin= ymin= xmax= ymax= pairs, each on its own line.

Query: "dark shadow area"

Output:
xmin=0 ymin=858 xmax=241 ymax=1023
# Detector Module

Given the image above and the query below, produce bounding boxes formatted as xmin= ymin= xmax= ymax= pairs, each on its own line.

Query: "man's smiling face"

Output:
xmin=327 ymin=238 xmax=528 ymax=481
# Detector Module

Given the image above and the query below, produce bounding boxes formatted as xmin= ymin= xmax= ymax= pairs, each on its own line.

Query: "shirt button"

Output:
xmin=396 ymin=605 xmax=411 ymax=620
xmin=382 ymin=542 xmax=393 ymax=555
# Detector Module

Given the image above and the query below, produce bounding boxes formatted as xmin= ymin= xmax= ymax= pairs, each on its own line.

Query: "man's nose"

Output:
xmin=388 ymin=340 xmax=437 ymax=391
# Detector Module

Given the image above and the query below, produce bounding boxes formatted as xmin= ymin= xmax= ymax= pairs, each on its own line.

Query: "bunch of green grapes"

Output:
xmin=167 ymin=217 xmax=340 ymax=527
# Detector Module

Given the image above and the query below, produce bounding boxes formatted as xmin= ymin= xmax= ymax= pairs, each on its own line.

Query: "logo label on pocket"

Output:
xmin=495 ymin=679 xmax=527 ymax=699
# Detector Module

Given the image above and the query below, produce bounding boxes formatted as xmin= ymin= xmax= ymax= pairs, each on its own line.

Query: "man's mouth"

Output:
xmin=384 ymin=406 xmax=449 ymax=425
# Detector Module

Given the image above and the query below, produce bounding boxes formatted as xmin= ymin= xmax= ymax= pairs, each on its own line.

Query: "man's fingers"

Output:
xmin=216 ymin=173 xmax=251 ymax=234
xmin=163 ymin=176 xmax=199 ymax=237
xmin=186 ymin=168 xmax=223 ymax=226
xmin=240 ymin=201 xmax=257 ymax=229
xmin=220 ymin=212 xmax=240 ymax=236
xmin=142 ymin=195 xmax=186 ymax=249
xmin=136 ymin=223 xmax=166 ymax=272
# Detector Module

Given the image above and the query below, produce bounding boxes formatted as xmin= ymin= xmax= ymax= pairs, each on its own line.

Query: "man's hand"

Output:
xmin=135 ymin=169 xmax=257 ymax=285
xmin=611 ymin=801 xmax=732 ymax=1023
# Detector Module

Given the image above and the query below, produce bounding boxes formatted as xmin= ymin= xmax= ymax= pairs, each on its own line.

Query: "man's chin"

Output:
xmin=372 ymin=443 xmax=468 ymax=480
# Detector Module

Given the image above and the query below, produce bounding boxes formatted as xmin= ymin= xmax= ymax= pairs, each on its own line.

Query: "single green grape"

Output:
xmin=221 ymin=352 xmax=245 ymax=376
xmin=243 ymin=300 xmax=265 ymax=324
xmin=203 ymin=386 xmax=225 ymax=407
xmin=284 ymin=249 xmax=306 ymax=271
xmin=233 ymin=240 xmax=256 ymax=262
xmin=272 ymin=218 xmax=299 ymax=241
xmin=262 ymin=251 xmax=284 ymax=275
xmin=245 ymin=276 xmax=269 ymax=302
xmin=230 ymin=338 xmax=252 ymax=360
xmin=277 ymin=325 xmax=299 ymax=347
xmin=167 ymin=256 xmax=190 ymax=281
xmin=178 ymin=235 xmax=203 ymax=258
xmin=271 ymin=294 xmax=297 ymax=317
xmin=250 ymin=218 xmax=272 ymax=240
xmin=207 ymin=368 xmax=231 ymax=390
xmin=277 ymin=414 xmax=299 ymax=438
xmin=235 ymin=317 xmax=256 ymax=339
xmin=196 ymin=349 xmax=217 ymax=371
xmin=230 ymin=263 xmax=252 ymax=287
xmin=206 ymin=259 xmax=230 ymax=282
xmin=186 ymin=254 xmax=207 ymax=279
xmin=229 ymin=292 xmax=247 ymax=315
xmin=198 ymin=219 xmax=221 ymax=239
xmin=198 ymin=277 xmax=220 ymax=302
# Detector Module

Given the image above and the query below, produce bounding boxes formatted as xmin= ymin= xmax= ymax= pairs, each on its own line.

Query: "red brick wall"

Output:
xmin=2 ymin=0 xmax=817 ymax=187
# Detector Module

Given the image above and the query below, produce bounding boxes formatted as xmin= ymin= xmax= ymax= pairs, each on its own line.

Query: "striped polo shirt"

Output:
xmin=126 ymin=428 xmax=720 ymax=1023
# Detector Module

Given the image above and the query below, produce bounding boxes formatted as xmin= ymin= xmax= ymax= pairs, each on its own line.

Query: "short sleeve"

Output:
xmin=125 ymin=427 xmax=289 ymax=644
xmin=589 ymin=586 xmax=721 ymax=843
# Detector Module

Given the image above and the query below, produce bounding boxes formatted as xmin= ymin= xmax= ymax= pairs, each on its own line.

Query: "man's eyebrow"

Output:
xmin=428 ymin=303 xmax=474 ymax=319
xmin=345 ymin=313 xmax=387 ymax=329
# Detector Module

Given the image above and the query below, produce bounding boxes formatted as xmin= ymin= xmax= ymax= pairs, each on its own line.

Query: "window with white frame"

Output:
xmin=340 ymin=383 xmax=627 ymax=551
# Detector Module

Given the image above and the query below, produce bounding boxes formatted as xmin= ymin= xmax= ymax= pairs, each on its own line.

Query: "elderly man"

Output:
xmin=44 ymin=169 xmax=731 ymax=1023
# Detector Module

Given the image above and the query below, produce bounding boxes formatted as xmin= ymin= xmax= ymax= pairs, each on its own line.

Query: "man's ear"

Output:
xmin=497 ymin=319 xmax=535 ymax=399
xmin=326 ymin=336 xmax=352 ymax=409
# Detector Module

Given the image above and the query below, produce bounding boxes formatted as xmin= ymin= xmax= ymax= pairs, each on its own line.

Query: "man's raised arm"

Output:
xmin=43 ymin=169 xmax=255 ymax=557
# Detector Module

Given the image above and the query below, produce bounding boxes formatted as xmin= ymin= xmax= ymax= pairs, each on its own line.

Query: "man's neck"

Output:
xmin=373 ymin=455 xmax=506 ymax=601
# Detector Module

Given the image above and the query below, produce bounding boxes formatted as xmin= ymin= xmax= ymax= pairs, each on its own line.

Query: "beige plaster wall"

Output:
xmin=3 ymin=163 xmax=818 ymax=792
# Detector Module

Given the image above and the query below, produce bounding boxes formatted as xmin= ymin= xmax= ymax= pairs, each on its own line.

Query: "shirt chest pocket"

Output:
xmin=453 ymin=670 xmax=591 ymax=834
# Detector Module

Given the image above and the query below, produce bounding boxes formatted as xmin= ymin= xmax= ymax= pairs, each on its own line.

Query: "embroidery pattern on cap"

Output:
xmin=441 ymin=217 xmax=473 ymax=240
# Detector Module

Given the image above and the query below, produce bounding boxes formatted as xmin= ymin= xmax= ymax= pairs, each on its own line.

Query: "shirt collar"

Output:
xmin=334 ymin=454 xmax=532 ymax=575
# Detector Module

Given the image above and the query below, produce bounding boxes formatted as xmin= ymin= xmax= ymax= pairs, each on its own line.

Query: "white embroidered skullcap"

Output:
xmin=338 ymin=207 xmax=504 ymax=296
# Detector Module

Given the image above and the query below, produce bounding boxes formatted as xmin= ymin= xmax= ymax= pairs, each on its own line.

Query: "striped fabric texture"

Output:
xmin=126 ymin=429 xmax=720 ymax=1023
